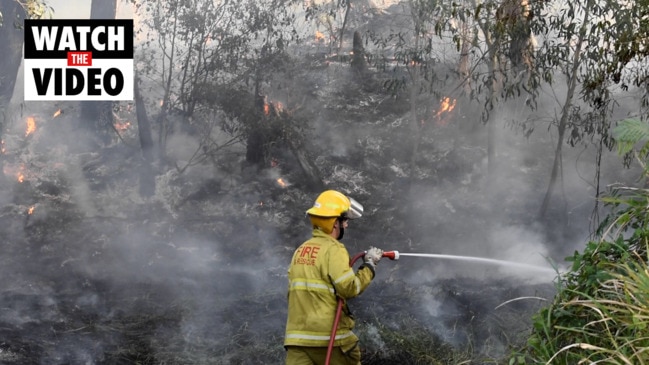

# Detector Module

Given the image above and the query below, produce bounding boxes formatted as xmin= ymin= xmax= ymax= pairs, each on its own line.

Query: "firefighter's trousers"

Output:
xmin=285 ymin=343 xmax=360 ymax=365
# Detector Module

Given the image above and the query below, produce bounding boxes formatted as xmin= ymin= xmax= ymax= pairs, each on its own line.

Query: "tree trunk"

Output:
xmin=539 ymin=2 xmax=590 ymax=218
xmin=483 ymin=27 xmax=501 ymax=188
xmin=408 ymin=9 xmax=423 ymax=175
xmin=0 ymin=0 xmax=27 ymax=182
xmin=89 ymin=0 xmax=116 ymax=19
xmin=79 ymin=0 xmax=117 ymax=147
xmin=408 ymin=71 xmax=421 ymax=173
xmin=156 ymin=3 xmax=179 ymax=164
xmin=338 ymin=0 xmax=352 ymax=53
xmin=134 ymin=76 xmax=156 ymax=197
xmin=286 ymin=138 xmax=325 ymax=192
xmin=135 ymin=79 xmax=154 ymax=163
xmin=487 ymin=66 xmax=498 ymax=184
xmin=487 ymin=110 xmax=496 ymax=179
xmin=245 ymin=81 xmax=266 ymax=167
xmin=350 ymin=30 xmax=368 ymax=79
xmin=539 ymin=120 xmax=565 ymax=216
xmin=458 ymin=22 xmax=473 ymax=94
xmin=0 ymin=0 xmax=25 ymax=105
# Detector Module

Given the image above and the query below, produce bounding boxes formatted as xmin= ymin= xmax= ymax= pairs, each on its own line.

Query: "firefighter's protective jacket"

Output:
xmin=284 ymin=229 xmax=375 ymax=348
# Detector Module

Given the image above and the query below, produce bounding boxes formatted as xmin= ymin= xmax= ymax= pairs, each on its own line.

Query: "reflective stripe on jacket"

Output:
xmin=284 ymin=229 xmax=374 ymax=348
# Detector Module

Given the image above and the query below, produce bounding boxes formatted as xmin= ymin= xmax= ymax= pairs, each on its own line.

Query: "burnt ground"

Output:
xmin=0 ymin=45 xmax=627 ymax=364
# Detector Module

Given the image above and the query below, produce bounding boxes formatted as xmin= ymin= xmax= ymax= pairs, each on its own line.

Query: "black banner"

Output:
xmin=24 ymin=19 xmax=134 ymax=59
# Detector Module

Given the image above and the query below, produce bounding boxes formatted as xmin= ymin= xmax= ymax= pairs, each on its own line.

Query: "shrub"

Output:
xmin=517 ymin=119 xmax=649 ymax=364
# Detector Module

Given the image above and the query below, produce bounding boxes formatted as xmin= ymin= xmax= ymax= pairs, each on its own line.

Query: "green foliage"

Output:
xmin=131 ymin=0 xmax=300 ymax=166
xmin=515 ymin=125 xmax=649 ymax=363
xmin=532 ymin=0 xmax=649 ymax=150
xmin=0 ymin=0 xmax=53 ymax=27
xmin=22 ymin=0 xmax=53 ymax=20
xmin=520 ymin=226 xmax=649 ymax=363
xmin=613 ymin=118 xmax=649 ymax=160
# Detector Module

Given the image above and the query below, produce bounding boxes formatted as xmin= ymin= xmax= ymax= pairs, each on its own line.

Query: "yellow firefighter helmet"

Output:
xmin=306 ymin=190 xmax=363 ymax=218
xmin=306 ymin=190 xmax=363 ymax=233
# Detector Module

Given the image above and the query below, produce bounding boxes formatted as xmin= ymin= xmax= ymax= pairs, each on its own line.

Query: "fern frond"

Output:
xmin=613 ymin=119 xmax=649 ymax=156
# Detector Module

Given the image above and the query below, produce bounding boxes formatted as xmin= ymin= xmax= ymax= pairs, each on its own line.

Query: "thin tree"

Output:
xmin=533 ymin=0 xmax=649 ymax=219
xmin=0 ymin=0 xmax=51 ymax=182
xmin=365 ymin=0 xmax=539 ymax=182
xmin=454 ymin=0 xmax=539 ymax=184
xmin=134 ymin=75 xmax=156 ymax=197
xmin=537 ymin=0 xmax=591 ymax=217
xmin=132 ymin=0 xmax=300 ymax=173
xmin=0 ymin=0 xmax=25 ymax=106
xmin=0 ymin=0 xmax=53 ymax=116
xmin=79 ymin=0 xmax=117 ymax=148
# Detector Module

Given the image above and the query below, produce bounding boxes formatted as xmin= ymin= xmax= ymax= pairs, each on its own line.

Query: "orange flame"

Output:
xmin=8 ymin=164 xmax=26 ymax=183
xmin=28 ymin=206 xmax=35 ymax=215
xmin=434 ymin=97 xmax=457 ymax=126
xmin=114 ymin=121 xmax=131 ymax=131
xmin=53 ymin=109 xmax=62 ymax=118
xmin=435 ymin=97 xmax=457 ymax=118
xmin=25 ymin=117 xmax=36 ymax=137
xmin=2 ymin=164 xmax=25 ymax=181
xmin=315 ymin=30 xmax=326 ymax=42
xmin=276 ymin=178 xmax=287 ymax=188
xmin=263 ymin=100 xmax=284 ymax=117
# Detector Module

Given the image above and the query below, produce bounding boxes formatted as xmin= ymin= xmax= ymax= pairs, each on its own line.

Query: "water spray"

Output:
xmin=398 ymin=252 xmax=555 ymax=273
xmin=325 ymin=249 xmax=556 ymax=364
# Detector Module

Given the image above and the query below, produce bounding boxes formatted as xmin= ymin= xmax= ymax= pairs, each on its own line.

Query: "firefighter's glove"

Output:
xmin=363 ymin=246 xmax=383 ymax=268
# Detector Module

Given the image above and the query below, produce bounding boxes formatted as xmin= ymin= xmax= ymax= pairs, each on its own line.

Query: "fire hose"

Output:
xmin=325 ymin=250 xmax=400 ymax=365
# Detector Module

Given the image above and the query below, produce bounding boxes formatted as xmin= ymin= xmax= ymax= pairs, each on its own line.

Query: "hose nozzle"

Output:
xmin=382 ymin=250 xmax=399 ymax=260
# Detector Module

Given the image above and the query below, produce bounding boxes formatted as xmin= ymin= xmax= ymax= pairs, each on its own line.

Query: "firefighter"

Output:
xmin=284 ymin=190 xmax=383 ymax=365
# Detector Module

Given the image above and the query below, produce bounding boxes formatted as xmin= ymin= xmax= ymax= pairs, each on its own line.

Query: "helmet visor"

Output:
xmin=345 ymin=196 xmax=363 ymax=219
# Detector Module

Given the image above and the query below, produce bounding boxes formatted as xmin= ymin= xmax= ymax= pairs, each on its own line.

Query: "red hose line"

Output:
xmin=325 ymin=251 xmax=366 ymax=365
xmin=325 ymin=300 xmax=344 ymax=365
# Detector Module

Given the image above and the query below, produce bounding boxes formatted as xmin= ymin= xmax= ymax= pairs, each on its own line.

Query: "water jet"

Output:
xmin=386 ymin=251 xmax=555 ymax=273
